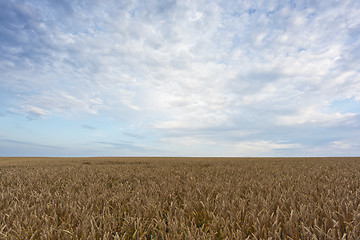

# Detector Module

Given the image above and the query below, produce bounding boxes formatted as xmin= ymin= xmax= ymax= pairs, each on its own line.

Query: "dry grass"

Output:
xmin=1 ymin=157 xmax=360 ymax=239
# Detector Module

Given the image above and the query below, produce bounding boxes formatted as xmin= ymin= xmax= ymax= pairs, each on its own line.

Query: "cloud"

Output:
xmin=277 ymin=106 xmax=357 ymax=126
xmin=94 ymin=141 xmax=167 ymax=155
xmin=306 ymin=139 xmax=360 ymax=157
xmin=229 ymin=140 xmax=304 ymax=156
xmin=21 ymin=105 xmax=48 ymax=120
xmin=0 ymin=138 xmax=63 ymax=149
xmin=122 ymin=131 xmax=144 ymax=139
xmin=161 ymin=136 xmax=216 ymax=147
xmin=82 ymin=124 xmax=96 ymax=130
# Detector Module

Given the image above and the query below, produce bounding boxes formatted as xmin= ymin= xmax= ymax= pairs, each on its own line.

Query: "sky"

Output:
xmin=1 ymin=0 xmax=360 ymax=157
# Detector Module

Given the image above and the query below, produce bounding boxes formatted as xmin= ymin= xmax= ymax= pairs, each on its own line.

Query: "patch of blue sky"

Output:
xmin=230 ymin=34 xmax=241 ymax=51
xmin=129 ymin=9 xmax=136 ymax=18
xmin=306 ymin=12 xmax=317 ymax=19
xmin=266 ymin=10 xmax=276 ymax=17
xmin=248 ymin=8 xmax=256 ymax=15
xmin=289 ymin=0 xmax=296 ymax=9
xmin=231 ymin=11 xmax=242 ymax=18
xmin=330 ymin=97 xmax=360 ymax=114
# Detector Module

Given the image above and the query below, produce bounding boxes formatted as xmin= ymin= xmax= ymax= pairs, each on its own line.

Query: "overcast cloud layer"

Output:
xmin=1 ymin=0 xmax=360 ymax=157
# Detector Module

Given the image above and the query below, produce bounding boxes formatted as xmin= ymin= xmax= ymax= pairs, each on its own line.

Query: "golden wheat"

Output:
xmin=1 ymin=157 xmax=360 ymax=239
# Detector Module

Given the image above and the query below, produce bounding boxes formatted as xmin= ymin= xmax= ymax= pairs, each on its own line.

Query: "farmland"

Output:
xmin=1 ymin=157 xmax=360 ymax=239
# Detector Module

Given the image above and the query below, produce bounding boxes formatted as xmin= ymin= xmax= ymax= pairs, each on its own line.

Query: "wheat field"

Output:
xmin=1 ymin=157 xmax=360 ymax=239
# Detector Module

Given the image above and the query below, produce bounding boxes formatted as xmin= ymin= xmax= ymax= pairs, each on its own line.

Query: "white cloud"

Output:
xmin=20 ymin=91 xmax=103 ymax=117
xmin=277 ymin=106 xmax=357 ymax=126
xmin=229 ymin=140 xmax=303 ymax=156
xmin=21 ymin=105 xmax=49 ymax=120
xmin=330 ymin=140 xmax=353 ymax=150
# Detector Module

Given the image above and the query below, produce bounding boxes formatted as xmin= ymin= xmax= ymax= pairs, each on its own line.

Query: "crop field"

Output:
xmin=1 ymin=157 xmax=360 ymax=239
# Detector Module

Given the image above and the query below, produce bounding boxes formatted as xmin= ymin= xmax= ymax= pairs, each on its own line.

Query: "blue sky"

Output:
xmin=1 ymin=0 xmax=360 ymax=157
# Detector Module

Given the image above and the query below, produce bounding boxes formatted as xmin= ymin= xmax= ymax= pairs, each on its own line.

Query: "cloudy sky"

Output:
xmin=1 ymin=0 xmax=360 ymax=157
